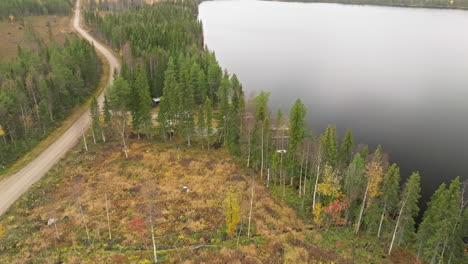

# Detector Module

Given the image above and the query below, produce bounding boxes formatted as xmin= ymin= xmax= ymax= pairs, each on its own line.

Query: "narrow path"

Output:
xmin=0 ymin=0 xmax=120 ymax=215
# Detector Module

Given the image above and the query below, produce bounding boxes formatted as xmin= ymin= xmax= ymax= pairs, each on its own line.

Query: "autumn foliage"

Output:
xmin=323 ymin=195 xmax=349 ymax=226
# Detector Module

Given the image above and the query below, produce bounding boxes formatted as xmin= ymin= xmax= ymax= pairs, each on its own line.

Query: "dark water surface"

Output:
xmin=199 ymin=0 xmax=468 ymax=203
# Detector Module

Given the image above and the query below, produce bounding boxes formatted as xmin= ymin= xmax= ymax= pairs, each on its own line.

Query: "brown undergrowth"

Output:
xmin=0 ymin=139 xmax=347 ymax=263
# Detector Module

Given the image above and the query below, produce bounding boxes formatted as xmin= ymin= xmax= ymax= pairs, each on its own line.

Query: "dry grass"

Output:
xmin=0 ymin=139 xmax=347 ymax=263
xmin=0 ymin=15 xmax=73 ymax=61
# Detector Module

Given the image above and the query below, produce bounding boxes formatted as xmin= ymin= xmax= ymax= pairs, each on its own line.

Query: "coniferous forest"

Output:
xmin=0 ymin=28 xmax=101 ymax=169
xmin=81 ymin=1 xmax=467 ymax=263
xmin=0 ymin=0 xmax=72 ymax=19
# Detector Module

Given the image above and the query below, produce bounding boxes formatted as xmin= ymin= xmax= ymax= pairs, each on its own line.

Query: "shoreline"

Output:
xmin=269 ymin=0 xmax=468 ymax=11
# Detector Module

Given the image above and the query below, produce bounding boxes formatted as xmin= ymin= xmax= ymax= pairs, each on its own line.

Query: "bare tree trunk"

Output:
xmin=247 ymin=175 xmax=255 ymax=237
xmin=377 ymin=203 xmax=387 ymax=238
xmin=312 ymin=152 xmax=322 ymax=211
xmin=105 ymin=192 xmax=112 ymax=240
xmin=303 ymin=142 xmax=310 ymax=197
xmin=247 ymin=129 xmax=251 ymax=167
xmin=82 ymin=129 xmax=88 ymax=151
xmin=388 ymin=193 xmax=409 ymax=255
xmin=150 ymin=212 xmax=158 ymax=263
xmin=91 ymin=127 xmax=96 ymax=144
xmin=53 ymin=221 xmax=60 ymax=239
xmin=260 ymin=123 xmax=264 ymax=179
xmin=121 ymin=118 xmax=128 ymax=158
xmin=79 ymin=204 xmax=91 ymax=244
xmin=267 ymin=168 xmax=270 ymax=188
xmin=101 ymin=130 xmax=106 ymax=143
xmin=299 ymin=148 xmax=305 ymax=197
xmin=355 ymin=182 xmax=369 ymax=234
xmin=281 ymin=152 xmax=285 ymax=196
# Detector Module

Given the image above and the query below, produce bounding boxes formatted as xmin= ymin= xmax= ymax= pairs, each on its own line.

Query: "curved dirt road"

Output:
xmin=0 ymin=0 xmax=120 ymax=215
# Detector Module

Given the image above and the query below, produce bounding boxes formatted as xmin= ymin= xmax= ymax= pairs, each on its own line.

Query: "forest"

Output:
xmin=289 ymin=0 xmax=468 ymax=9
xmin=81 ymin=0 xmax=467 ymax=263
xmin=0 ymin=26 xmax=101 ymax=170
xmin=0 ymin=0 xmax=72 ymax=19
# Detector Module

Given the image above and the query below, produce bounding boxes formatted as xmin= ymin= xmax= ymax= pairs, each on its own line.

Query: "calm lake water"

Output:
xmin=198 ymin=0 xmax=468 ymax=202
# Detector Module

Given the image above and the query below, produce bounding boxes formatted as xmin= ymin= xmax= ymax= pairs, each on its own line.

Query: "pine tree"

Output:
xmin=338 ymin=129 xmax=354 ymax=168
xmin=388 ymin=172 xmax=421 ymax=255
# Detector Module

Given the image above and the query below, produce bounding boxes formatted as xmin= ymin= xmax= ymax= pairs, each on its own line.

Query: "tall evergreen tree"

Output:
xmin=218 ymin=72 xmax=231 ymax=144
xmin=388 ymin=172 xmax=421 ymax=255
xmin=416 ymin=177 xmax=463 ymax=263
xmin=130 ymin=64 xmax=152 ymax=135
xmin=344 ymin=153 xmax=366 ymax=225
xmin=321 ymin=125 xmax=338 ymax=167
xmin=227 ymin=75 xmax=241 ymax=156
xmin=338 ymin=129 xmax=354 ymax=168
xmin=376 ymin=164 xmax=401 ymax=238
xmin=90 ymin=96 xmax=101 ymax=143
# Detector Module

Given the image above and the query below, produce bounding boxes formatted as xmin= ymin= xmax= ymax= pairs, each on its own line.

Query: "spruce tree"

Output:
xmin=227 ymin=75 xmax=241 ymax=156
xmin=376 ymin=164 xmax=401 ymax=238
xmin=417 ymin=177 xmax=463 ymax=263
xmin=130 ymin=64 xmax=152 ymax=135
xmin=338 ymin=129 xmax=354 ymax=167
xmin=163 ymin=57 xmax=179 ymax=125
xmin=344 ymin=153 xmax=366 ymax=225
xmin=388 ymin=172 xmax=421 ymax=255
xmin=218 ymin=72 xmax=231 ymax=144
xmin=180 ymin=62 xmax=195 ymax=146
xmin=321 ymin=125 xmax=338 ymax=167
xmin=288 ymin=99 xmax=307 ymax=155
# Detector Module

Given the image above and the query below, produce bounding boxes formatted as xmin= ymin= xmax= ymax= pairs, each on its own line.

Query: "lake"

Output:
xmin=198 ymin=0 xmax=468 ymax=203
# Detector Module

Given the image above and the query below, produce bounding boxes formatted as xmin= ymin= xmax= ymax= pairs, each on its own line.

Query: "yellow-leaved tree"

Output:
xmin=354 ymin=151 xmax=385 ymax=234
xmin=0 ymin=223 xmax=4 ymax=247
xmin=224 ymin=188 xmax=240 ymax=237
xmin=313 ymin=202 xmax=323 ymax=227
xmin=317 ymin=164 xmax=341 ymax=197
